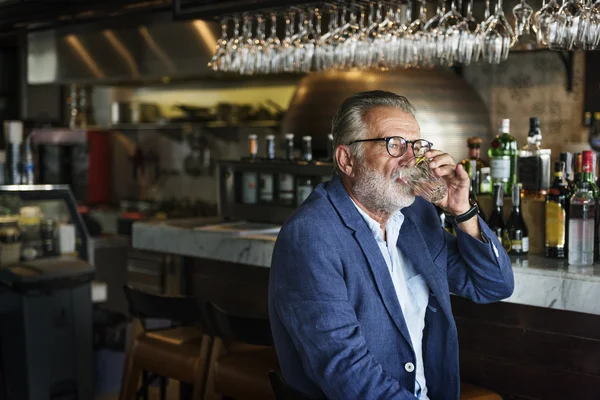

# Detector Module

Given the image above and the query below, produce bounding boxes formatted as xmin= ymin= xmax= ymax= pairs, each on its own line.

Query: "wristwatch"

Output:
xmin=444 ymin=204 xmax=479 ymax=225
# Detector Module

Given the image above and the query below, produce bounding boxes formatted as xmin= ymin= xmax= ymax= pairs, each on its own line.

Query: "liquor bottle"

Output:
xmin=581 ymin=151 xmax=599 ymax=196
xmin=266 ymin=134 xmax=275 ymax=160
xmin=568 ymin=181 xmax=596 ymax=265
xmin=589 ymin=112 xmax=600 ymax=152
xmin=581 ymin=150 xmax=599 ymax=261
xmin=559 ymin=152 xmax=575 ymax=192
xmin=327 ymin=133 xmax=335 ymax=162
xmin=248 ymin=134 xmax=258 ymax=160
xmin=518 ymin=117 xmax=551 ymax=199
xmin=470 ymin=170 xmax=486 ymax=221
xmin=460 ymin=137 xmax=486 ymax=179
xmin=487 ymin=183 xmax=511 ymax=251
xmin=302 ymin=136 xmax=313 ymax=162
xmin=488 ymin=119 xmax=518 ymax=196
xmin=545 ymin=161 xmax=570 ymax=258
xmin=479 ymin=167 xmax=492 ymax=195
xmin=506 ymin=183 xmax=529 ymax=255
xmin=573 ymin=152 xmax=582 ymax=189
xmin=285 ymin=133 xmax=295 ymax=161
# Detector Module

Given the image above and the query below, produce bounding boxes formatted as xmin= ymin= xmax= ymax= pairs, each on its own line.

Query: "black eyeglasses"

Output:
xmin=346 ymin=136 xmax=433 ymax=158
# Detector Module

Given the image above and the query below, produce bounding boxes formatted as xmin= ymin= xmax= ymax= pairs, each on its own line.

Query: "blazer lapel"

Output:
xmin=353 ymin=225 xmax=413 ymax=349
xmin=326 ymin=176 xmax=413 ymax=348
xmin=397 ymin=212 xmax=453 ymax=321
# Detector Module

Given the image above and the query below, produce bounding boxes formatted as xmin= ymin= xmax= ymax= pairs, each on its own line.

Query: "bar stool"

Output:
xmin=460 ymin=383 xmax=503 ymax=400
xmin=119 ymin=285 xmax=212 ymax=400
xmin=269 ymin=371 xmax=321 ymax=400
xmin=203 ymin=301 xmax=279 ymax=400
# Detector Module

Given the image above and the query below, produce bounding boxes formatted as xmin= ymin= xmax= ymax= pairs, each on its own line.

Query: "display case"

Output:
xmin=218 ymin=159 xmax=334 ymax=224
xmin=0 ymin=184 xmax=91 ymax=262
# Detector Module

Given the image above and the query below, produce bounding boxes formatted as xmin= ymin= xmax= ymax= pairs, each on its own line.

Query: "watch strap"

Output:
xmin=445 ymin=204 xmax=479 ymax=225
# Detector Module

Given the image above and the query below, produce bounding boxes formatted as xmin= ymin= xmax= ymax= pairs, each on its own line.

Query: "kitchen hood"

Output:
xmin=27 ymin=11 xmax=223 ymax=85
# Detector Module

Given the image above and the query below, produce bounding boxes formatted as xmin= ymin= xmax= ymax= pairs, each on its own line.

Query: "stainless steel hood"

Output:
xmin=27 ymin=13 xmax=221 ymax=84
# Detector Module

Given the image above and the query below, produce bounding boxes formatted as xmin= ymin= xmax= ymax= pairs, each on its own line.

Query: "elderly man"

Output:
xmin=268 ymin=90 xmax=513 ymax=400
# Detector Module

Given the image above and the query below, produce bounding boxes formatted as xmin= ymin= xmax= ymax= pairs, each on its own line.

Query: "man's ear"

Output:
xmin=336 ymin=145 xmax=355 ymax=177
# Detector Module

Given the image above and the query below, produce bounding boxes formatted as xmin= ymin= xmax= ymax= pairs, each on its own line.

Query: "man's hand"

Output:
xmin=424 ymin=150 xmax=481 ymax=239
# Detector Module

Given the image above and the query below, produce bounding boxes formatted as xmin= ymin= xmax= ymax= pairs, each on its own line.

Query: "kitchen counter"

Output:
xmin=133 ymin=218 xmax=600 ymax=316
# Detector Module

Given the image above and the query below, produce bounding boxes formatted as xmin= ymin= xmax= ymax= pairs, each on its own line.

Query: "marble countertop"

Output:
xmin=133 ymin=218 xmax=600 ymax=316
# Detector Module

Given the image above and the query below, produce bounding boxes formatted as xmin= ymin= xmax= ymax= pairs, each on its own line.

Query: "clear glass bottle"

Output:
xmin=302 ymin=136 xmax=313 ymax=162
xmin=266 ymin=134 xmax=275 ymax=160
xmin=488 ymin=119 xmax=518 ymax=196
xmin=568 ymin=182 xmax=595 ymax=265
xmin=285 ymin=133 xmax=295 ymax=161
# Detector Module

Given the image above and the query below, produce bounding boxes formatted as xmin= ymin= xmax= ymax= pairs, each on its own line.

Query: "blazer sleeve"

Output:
xmin=270 ymin=218 xmax=416 ymax=400
xmin=444 ymin=215 xmax=515 ymax=303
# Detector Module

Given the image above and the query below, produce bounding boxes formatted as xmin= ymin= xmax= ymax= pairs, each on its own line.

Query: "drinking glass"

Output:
xmin=406 ymin=0 xmax=429 ymax=67
xmin=399 ymin=156 xmax=449 ymax=204
xmin=482 ymin=0 xmax=516 ymax=64
xmin=439 ymin=0 xmax=467 ymax=66
xmin=208 ymin=18 xmax=229 ymax=71
xmin=266 ymin=13 xmax=282 ymax=73
xmin=534 ymin=0 xmax=561 ymax=46
xmin=548 ymin=0 xmax=585 ymax=50
xmin=459 ymin=0 xmax=483 ymax=64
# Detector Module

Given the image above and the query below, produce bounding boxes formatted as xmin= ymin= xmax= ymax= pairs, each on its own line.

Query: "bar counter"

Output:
xmin=132 ymin=217 xmax=600 ymax=316
xmin=133 ymin=217 xmax=600 ymax=398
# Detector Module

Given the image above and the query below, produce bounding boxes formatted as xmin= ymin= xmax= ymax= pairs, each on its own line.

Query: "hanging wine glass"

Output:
xmin=482 ymin=0 xmax=516 ymax=64
xmin=266 ymin=13 xmax=281 ymax=73
xmin=226 ymin=16 xmax=242 ymax=73
xmin=439 ymin=0 xmax=467 ymax=66
xmin=534 ymin=0 xmax=561 ymax=46
xmin=254 ymin=15 xmax=269 ymax=74
xmin=406 ymin=0 xmax=429 ymax=67
xmin=459 ymin=0 xmax=483 ymax=64
xmin=208 ymin=18 xmax=229 ymax=72
xmin=512 ymin=0 xmax=537 ymax=49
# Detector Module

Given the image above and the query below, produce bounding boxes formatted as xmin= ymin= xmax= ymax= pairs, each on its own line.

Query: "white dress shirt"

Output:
xmin=352 ymin=201 xmax=430 ymax=399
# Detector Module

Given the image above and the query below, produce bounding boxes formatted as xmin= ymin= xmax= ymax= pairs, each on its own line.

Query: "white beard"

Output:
xmin=352 ymin=163 xmax=415 ymax=215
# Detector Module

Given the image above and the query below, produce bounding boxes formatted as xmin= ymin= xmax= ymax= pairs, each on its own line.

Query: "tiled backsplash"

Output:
xmin=463 ymin=50 xmax=588 ymax=160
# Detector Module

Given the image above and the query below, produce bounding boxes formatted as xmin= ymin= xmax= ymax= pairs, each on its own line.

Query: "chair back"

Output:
xmin=206 ymin=300 xmax=273 ymax=346
xmin=123 ymin=285 xmax=211 ymax=332
xmin=268 ymin=371 xmax=322 ymax=400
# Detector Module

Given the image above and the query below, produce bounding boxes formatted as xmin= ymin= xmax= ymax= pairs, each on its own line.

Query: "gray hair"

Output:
xmin=331 ymin=90 xmax=416 ymax=173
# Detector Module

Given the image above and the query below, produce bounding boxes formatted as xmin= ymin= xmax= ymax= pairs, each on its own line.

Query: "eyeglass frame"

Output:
xmin=345 ymin=136 xmax=433 ymax=158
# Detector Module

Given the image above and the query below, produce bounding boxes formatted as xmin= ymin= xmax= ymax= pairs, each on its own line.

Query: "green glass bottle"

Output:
xmin=488 ymin=119 xmax=518 ymax=196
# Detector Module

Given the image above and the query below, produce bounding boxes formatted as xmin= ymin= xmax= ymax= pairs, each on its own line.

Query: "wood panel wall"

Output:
xmin=184 ymin=257 xmax=600 ymax=399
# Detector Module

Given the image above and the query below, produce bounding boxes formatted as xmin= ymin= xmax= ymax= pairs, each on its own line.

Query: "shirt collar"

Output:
xmin=350 ymin=199 xmax=405 ymax=244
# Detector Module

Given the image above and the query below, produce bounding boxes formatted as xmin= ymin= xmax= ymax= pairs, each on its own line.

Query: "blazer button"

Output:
xmin=404 ymin=362 xmax=415 ymax=373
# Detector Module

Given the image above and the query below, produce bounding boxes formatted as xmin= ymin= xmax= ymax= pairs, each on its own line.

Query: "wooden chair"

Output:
xmin=269 ymin=371 xmax=322 ymax=400
xmin=119 ymin=285 xmax=212 ymax=400
xmin=460 ymin=383 xmax=503 ymax=399
xmin=203 ymin=301 xmax=279 ymax=400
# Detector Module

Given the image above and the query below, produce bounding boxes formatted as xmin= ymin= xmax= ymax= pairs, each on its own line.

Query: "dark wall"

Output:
xmin=585 ymin=52 xmax=600 ymax=117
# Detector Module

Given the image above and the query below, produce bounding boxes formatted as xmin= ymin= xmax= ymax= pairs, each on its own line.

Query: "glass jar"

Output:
xmin=0 ymin=217 xmax=21 ymax=266
xmin=19 ymin=206 xmax=42 ymax=261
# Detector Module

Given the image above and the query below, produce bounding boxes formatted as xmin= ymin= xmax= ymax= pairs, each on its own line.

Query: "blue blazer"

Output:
xmin=268 ymin=176 xmax=514 ymax=400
